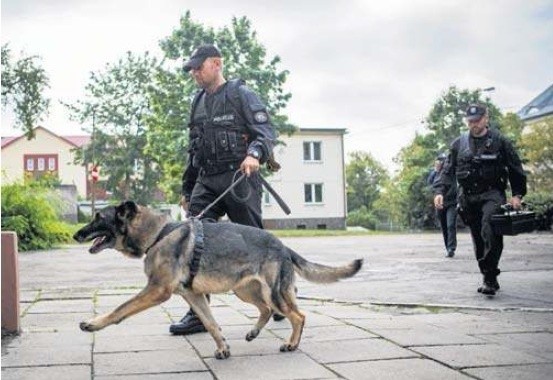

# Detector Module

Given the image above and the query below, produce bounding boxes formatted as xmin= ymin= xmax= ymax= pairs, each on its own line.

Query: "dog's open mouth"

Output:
xmin=89 ymin=234 xmax=113 ymax=254
xmin=74 ymin=231 xmax=116 ymax=254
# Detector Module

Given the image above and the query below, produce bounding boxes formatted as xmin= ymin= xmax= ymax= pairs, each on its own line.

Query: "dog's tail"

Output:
xmin=289 ymin=248 xmax=363 ymax=283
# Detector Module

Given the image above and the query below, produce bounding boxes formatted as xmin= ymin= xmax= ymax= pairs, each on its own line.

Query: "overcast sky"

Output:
xmin=2 ymin=0 xmax=552 ymax=170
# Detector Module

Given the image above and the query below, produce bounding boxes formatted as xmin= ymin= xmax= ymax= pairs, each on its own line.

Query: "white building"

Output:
xmin=262 ymin=128 xmax=347 ymax=229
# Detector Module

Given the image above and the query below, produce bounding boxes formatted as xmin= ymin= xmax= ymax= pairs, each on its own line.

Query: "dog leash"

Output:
xmin=194 ymin=170 xmax=291 ymax=219
xmin=183 ymin=170 xmax=290 ymax=288
xmin=195 ymin=171 xmax=247 ymax=219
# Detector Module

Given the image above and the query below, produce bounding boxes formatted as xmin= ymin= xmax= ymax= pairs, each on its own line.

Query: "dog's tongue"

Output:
xmin=90 ymin=236 xmax=105 ymax=253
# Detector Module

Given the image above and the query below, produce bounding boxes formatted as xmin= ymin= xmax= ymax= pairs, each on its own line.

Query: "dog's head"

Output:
xmin=73 ymin=201 xmax=138 ymax=255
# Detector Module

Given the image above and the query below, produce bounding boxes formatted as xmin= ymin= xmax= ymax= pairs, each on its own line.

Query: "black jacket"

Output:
xmin=181 ymin=79 xmax=276 ymax=199
xmin=434 ymin=128 xmax=526 ymax=198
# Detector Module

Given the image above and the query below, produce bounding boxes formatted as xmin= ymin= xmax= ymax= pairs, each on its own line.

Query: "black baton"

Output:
xmin=259 ymin=175 xmax=291 ymax=215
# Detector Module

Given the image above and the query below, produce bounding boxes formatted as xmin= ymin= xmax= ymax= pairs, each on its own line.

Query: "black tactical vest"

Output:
xmin=455 ymin=130 xmax=507 ymax=194
xmin=189 ymin=79 xmax=249 ymax=175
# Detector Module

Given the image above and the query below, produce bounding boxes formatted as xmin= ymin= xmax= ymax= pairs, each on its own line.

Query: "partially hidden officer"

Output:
xmin=433 ymin=104 xmax=527 ymax=296
xmin=169 ymin=44 xmax=280 ymax=335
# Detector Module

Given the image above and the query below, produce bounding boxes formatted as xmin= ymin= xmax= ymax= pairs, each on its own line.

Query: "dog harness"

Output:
xmin=181 ymin=218 xmax=205 ymax=288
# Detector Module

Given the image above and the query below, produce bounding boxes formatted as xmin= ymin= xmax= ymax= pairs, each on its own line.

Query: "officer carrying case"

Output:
xmin=491 ymin=208 xmax=536 ymax=236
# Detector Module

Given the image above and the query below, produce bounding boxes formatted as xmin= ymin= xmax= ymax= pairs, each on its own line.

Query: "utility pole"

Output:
xmin=91 ymin=110 xmax=96 ymax=216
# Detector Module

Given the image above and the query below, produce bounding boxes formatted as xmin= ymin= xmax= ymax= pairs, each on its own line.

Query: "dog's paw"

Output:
xmin=245 ymin=328 xmax=260 ymax=342
xmin=214 ymin=344 xmax=231 ymax=360
xmin=279 ymin=343 xmax=298 ymax=352
xmin=79 ymin=321 xmax=98 ymax=332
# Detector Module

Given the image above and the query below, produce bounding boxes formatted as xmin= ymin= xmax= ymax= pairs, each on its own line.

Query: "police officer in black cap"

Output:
xmin=433 ymin=104 xmax=526 ymax=296
xmin=169 ymin=44 xmax=280 ymax=335
xmin=428 ymin=152 xmax=457 ymax=257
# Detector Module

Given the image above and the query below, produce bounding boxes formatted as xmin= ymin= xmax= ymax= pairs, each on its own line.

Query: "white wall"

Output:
xmin=262 ymin=129 xmax=346 ymax=220
xmin=1 ymin=129 xmax=87 ymax=198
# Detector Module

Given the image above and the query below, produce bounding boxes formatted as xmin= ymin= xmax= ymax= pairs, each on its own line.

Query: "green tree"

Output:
xmin=521 ymin=117 xmax=553 ymax=192
xmin=66 ymin=51 xmax=161 ymax=204
xmin=145 ymin=11 xmax=296 ymax=201
xmin=387 ymin=86 xmax=504 ymax=228
xmin=346 ymin=151 xmax=388 ymax=212
xmin=1 ymin=44 xmax=50 ymax=139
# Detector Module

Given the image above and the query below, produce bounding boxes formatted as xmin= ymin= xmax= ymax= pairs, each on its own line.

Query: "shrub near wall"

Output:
xmin=1 ymin=182 xmax=74 ymax=251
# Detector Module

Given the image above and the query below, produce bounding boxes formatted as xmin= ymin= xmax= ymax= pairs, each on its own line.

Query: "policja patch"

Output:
xmin=254 ymin=111 xmax=268 ymax=123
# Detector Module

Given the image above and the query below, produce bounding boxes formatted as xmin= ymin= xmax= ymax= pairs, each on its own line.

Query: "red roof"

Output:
xmin=1 ymin=126 xmax=90 ymax=149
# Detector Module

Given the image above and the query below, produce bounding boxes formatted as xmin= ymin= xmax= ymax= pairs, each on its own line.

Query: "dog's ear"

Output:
xmin=116 ymin=200 xmax=138 ymax=222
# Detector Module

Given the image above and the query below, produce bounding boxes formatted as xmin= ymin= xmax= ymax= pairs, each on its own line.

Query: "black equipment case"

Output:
xmin=491 ymin=209 xmax=536 ymax=236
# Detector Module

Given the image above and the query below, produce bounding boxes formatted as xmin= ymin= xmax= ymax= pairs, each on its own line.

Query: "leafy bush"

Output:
xmin=347 ymin=206 xmax=379 ymax=230
xmin=524 ymin=191 xmax=553 ymax=231
xmin=1 ymin=182 xmax=74 ymax=251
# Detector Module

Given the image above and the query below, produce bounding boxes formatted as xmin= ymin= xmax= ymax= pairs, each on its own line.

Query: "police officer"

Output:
xmin=169 ymin=44 xmax=279 ymax=335
xmin=433 ymin=104 xmax=526 ymax=296
xmin=428 ymin=153 xmax=457 ymax=257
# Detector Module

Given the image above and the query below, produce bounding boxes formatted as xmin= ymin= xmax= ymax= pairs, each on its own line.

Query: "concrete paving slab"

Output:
xmin=477 ymin=332 xmax=553 ymax=360
xmin=464 ymin=363 xmax=553 ymax=380
xmin=329 ymin=358 xmax=471 ymax=379
xmin=5 ymin=330 xmax=92 ymax=349
xmin=40 ymin=289 xmax=94 ymax=300
xmin=205 ymin=353 xmax=337 ymax=380
xmin=303 ymin=304 xmax=379 ymax=319
xmin=95 ymin=372 xmax=214 ymax=380
xmin=413 ymin=344 xmax=550 ymax=368
xmin=2 ymin=344 xmax=91 ymax=367
xmin=343 ymin=315 xmax=429 ymax=330
xmin=299 ymin=338 xmax=417 ymax=363
xmin=369 ymin=325 xmax=485 ymax=346
xmin=190 ymin=336 xmax=285 ymax=358
xmin=20 ymin=312 xmax=91 ymax=332
xmin=1 ymin=365 xmax=91 ymax=380
xmin=164 ymin=306 xmax=253 ymax=326
xmin=24 ymin=299 xmax=94 ymax=314
xmin=94 ymin=334 xmax=193 ymax=353
xmin=270 ymin=324 xmax=378 ymax=341
xmin=94 ymin=307 xmax=170 ymax=325
xmin=185 ymin=325 xmax=274 ymax=342
xmin=269 ymin=311 xmax=342 ymax=330
xmin=91 ymin=323 xmax=171 ymax=337
xmin=93 ymin=349 xmax=206 ymax=376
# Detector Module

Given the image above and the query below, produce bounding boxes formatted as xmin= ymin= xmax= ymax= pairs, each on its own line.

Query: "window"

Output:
xmin=303 ymin=141 xmax=322 ymax=161
xmin=304 ymin=183 xmax=323 ymax=203
xmin=23 ymin=154 xmax=58 ymax=179
xmin=37 ymin=158 xmax=45 ymax=171
xmin=263 ymin=189 xmax=272 ymax=205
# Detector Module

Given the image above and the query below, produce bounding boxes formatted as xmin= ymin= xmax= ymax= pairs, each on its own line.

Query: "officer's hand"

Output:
xmin=240 ymin=156 xmax=260 ymax=177
xmin=179 ymin=196 xmax=189 ymax=212
xmin=510 ymin=196 xmax=522 ymax=210
xmin=434 ymin=194 xmax=444 ymax=210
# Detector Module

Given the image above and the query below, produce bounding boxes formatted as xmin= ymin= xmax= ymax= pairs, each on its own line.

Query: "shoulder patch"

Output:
xmin=254 ymin=111 xmax=268 ymax=123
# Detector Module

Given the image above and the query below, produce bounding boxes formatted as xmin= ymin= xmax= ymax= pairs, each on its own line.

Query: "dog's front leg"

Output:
xmin=80 ymin=284 xmax=172 ymax=332
xmin=178 ymin=289 xmax=230 ymax=359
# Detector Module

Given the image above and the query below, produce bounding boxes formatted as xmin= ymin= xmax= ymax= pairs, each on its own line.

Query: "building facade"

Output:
xmin=262 ymin=128 xmax=347 ymax=229
xmin=1 ymin=127 xmax=90 ymax=198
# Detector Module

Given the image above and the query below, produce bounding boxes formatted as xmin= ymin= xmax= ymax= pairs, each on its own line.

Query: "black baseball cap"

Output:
xmin=183 ymin=44 xmax=221 ymax=72
xmin=437 ymin=152 xmax=447 ymax=161
xmin=465 ymin=104 xmax=487 ymax=121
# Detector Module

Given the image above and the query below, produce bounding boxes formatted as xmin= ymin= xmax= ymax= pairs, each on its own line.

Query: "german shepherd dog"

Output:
xmin=73 ymin=201 xmax=363 ymax=359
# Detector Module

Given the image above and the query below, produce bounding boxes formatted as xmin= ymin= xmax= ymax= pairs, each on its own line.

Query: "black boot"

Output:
xmin=169 ymin=309 xmax=207 ymax=335
xmin=272 ymin=313 xmax=286 ymax=322
xmin=477 ymin=271 xmax=500 ymax=296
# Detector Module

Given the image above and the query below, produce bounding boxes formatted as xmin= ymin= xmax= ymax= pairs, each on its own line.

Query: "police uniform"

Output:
xmin=435 ymin=104 xmax=527 ymax=294
xmin=171 ymin=45 xmax=278 ymax=336
xmin=181 ymin=78 xmax=276 ymax=227
xmin=429 ymin=154 xmax=457 ymax=257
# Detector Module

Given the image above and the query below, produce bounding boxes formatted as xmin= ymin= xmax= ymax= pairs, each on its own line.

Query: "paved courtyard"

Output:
xmin=2 ymin=231 xmax=553 ymax=379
